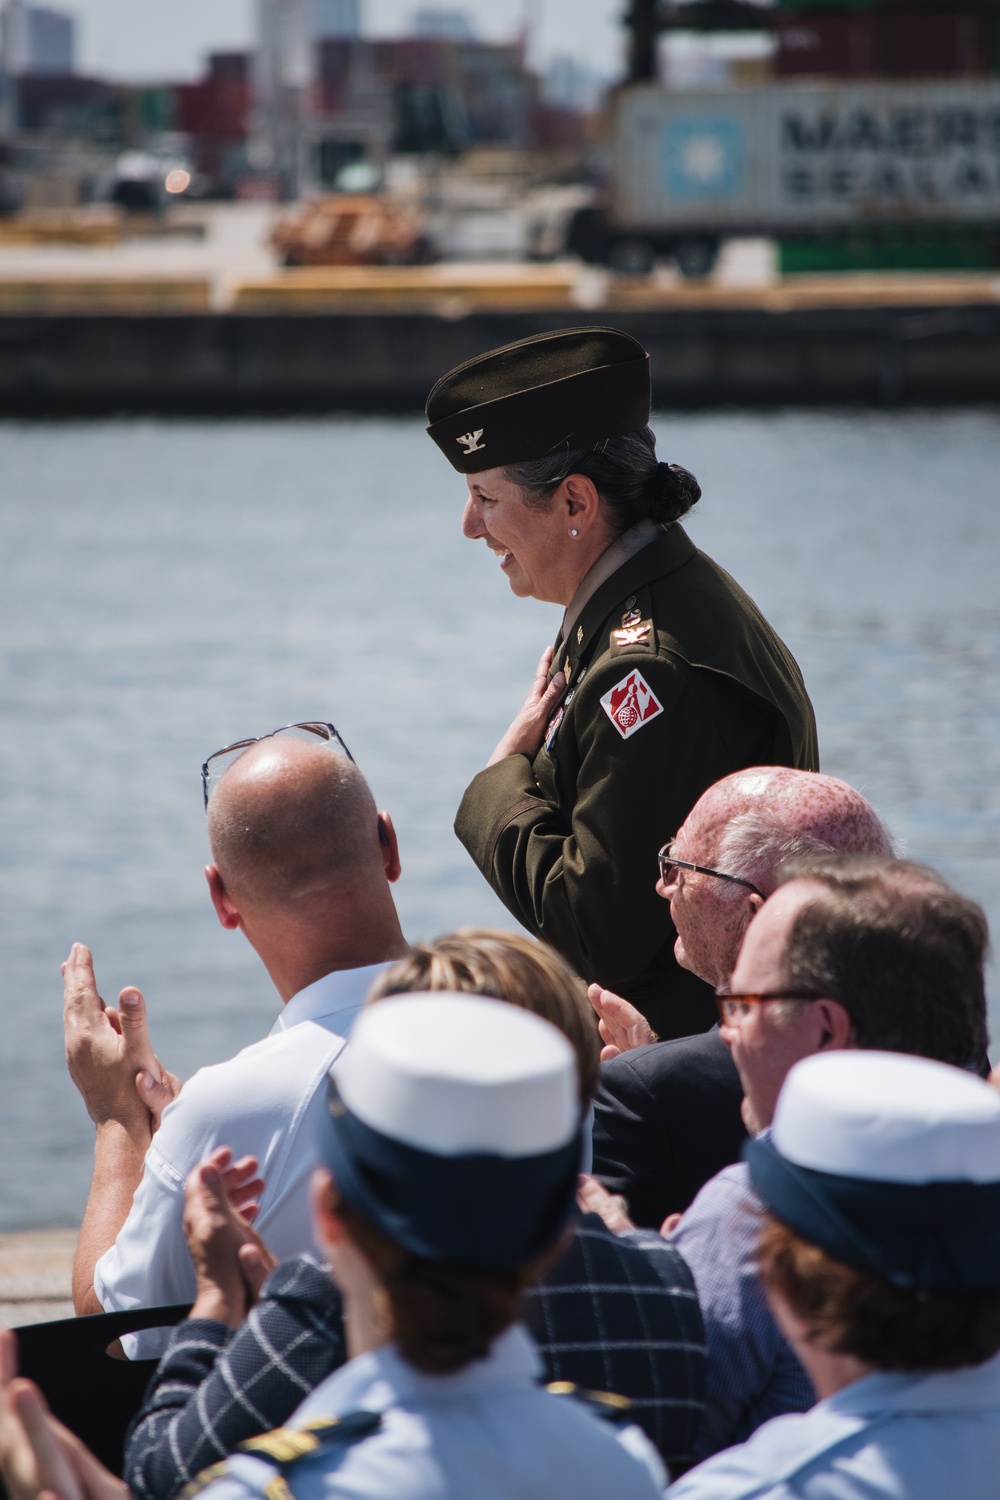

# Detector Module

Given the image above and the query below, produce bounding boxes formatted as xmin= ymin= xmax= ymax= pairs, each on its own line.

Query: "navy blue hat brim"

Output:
xmin=326 ymin=1083 xmax=581 ymax=1268
xmin=746 ymin=1134 xmax=1000 ymax=1292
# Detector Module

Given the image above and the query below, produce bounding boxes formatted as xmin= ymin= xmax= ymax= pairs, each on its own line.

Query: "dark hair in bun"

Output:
xmin=502 ymin=426 xmax=700 ymax=533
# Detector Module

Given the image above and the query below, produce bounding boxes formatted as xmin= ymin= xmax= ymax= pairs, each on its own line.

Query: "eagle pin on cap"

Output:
xmin=425 ymin=327 xmax=651 ymax=475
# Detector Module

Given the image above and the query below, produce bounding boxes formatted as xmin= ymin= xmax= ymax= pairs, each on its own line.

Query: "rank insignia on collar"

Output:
xmin=576 ymin=625 xmax=584 ymax=645
xmin=621 ymin=606 xmax=642 ymax=628
xmin=612 ymin=621 xmax=651 ymax=648
xmin=599 ymin=669 xmax=664 ymax=740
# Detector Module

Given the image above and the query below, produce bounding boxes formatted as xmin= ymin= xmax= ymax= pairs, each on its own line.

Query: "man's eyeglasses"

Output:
xmin=202 ymin=721 xmax=354 ymax=807
xmin=658 ymin=841 xmax=764 ymax=899
xmin=714 ymin=988 xmax=830 ymax=1026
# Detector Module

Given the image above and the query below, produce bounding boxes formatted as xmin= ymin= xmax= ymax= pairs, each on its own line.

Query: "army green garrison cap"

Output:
xmin=425 ymin=327 xmax=651 ymax=475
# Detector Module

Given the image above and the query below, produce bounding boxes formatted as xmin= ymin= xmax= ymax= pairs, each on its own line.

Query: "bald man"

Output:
xmin=65 ymin=735 xmax=407 ymax=1342
xmin=590 ymin=768 xmax=892 ymax=1226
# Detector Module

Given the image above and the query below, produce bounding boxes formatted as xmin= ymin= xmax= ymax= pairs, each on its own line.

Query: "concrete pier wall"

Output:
xmin=1 ymin=304 xmax=999 ymax=414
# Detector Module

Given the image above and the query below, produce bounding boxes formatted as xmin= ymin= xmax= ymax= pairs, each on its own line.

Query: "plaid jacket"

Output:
xmin=125 ymin=1216 xmax=705 ymax=1500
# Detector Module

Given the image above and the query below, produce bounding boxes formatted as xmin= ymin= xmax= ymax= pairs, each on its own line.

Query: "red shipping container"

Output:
xmin=776 ymin=14 xmax=883 ymax=75
xmin=776 ymin=9 xmax=996 ymax=77
xmin=883 ymin=13 xmax=994 ymax=76
xmin=175 ymin=77 xmax=249 ymax=138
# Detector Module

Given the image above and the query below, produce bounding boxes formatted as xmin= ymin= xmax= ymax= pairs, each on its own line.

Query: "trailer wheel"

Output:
xmin=607 ymin=237 xmax=655 ymax=276
xmin=673 ymin=237 xmax=719 ymax=279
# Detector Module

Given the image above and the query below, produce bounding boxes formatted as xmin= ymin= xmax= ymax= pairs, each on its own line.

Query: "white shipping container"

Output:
xmin=613 ymin=81 xmax=1000 ymax=232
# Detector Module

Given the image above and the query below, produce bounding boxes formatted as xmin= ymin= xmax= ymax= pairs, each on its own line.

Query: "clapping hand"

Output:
xmin=587 ymin=985 xmax=657 ymax=1060
xmin=183 ymin=1147 xmax=275 ymax=1330
xmin=0 ymin=1330 xmax=127 ymax=1500
xmin=62 ymin=944 xmax=180 ymax=1146
xmin=577 ymin=1174 xmax=635 ymax=1235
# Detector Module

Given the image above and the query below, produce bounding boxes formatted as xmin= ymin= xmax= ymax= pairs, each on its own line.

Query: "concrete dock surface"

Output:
xmin=0 ymin=1230 xmax=76 ymax=1329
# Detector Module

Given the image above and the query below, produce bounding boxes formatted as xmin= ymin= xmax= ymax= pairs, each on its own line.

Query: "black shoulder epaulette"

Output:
xmin=237 ymin=1413 xmax=382 ymax=1463
xmin=180 ymin=1413 xmax=382 ymax=1500
xmin=546 ymin=1380 xmax=634 ymax=1426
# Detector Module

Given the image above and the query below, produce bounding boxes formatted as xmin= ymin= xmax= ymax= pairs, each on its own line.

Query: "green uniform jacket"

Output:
xmin=455 ymin=524 xmax=819 ymax=1040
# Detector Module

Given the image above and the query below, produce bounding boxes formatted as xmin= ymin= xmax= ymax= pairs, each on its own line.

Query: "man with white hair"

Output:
xmin=590 ymin=767 xmax=892 ymax=1226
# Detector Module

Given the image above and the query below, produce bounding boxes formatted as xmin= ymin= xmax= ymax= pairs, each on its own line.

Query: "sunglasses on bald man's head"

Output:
xmin=201 ymin=721 xmax=354 ymax=808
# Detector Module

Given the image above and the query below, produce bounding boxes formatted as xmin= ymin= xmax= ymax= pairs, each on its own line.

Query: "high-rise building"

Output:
xmin=312 ymin=0 xmax=360 ymax=39
xmin=1 ymin=1 xmax=76 ymax=76
xmin=254 ymin=0 xmax=313 ymax=196
xmin=412 ymin=8 xmax=476 ymax=42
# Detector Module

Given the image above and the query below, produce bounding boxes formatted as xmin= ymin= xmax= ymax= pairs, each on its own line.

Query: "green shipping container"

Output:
xmin=780 ymin=232 xmax=999 ymax=272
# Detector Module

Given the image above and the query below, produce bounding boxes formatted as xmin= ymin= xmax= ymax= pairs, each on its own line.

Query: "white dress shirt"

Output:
xmin=667 ymin=1349 xmax=1000 ymax=1499
xmin=199 ymin=1324 xmax=667 ymax=1500
xmin=94 ymin=962 xmax=392 ymax=1355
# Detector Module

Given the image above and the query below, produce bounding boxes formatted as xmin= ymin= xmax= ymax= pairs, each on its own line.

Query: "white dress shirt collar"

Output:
xmin=269 ymin=961 xmax=396 ymax=1038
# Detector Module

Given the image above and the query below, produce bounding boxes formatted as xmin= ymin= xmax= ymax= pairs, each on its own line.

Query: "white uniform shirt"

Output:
xmin=94 ymin=963 xmax=392 ymax=1355
xmin=667 ymin=1349 xmax=1000 ymax=1499
xmin=200 ymin=1324 xmax=668 ymax=1500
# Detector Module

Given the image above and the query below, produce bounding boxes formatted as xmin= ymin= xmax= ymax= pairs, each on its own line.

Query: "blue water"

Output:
xmin=1 ymin=409 xmax=999 ymax=1229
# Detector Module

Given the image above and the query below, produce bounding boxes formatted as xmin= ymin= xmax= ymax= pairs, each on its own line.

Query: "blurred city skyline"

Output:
xmin=57 ymin=0 xmax=623 ymax=84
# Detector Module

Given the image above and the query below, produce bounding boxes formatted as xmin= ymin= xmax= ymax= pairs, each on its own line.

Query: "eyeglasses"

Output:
xmin=658 ymin=841 xmax=764 ymax=899
xmin=714 ymin=988 xmax=830 ymax=1026
xmin=202 ymin=721 xmax=354 ymax=808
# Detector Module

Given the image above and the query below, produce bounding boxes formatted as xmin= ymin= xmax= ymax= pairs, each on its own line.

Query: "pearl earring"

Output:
xmin=569 ymin=528 xmax=579 ymax=537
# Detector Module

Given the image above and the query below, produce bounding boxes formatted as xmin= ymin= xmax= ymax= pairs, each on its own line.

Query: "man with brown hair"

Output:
xmin=664 ymin=853 xmax=991 ymax=1461
xmin=668 ymin=1049 xmax=1000 ymax=1499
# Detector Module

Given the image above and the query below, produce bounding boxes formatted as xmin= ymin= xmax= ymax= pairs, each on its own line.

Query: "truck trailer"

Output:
xmin=569 ymin=78 xmax=1000 ymax=275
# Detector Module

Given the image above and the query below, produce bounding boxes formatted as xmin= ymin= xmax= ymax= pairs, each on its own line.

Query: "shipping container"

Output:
xmin=566 ymin=79 xmax=1000 ymax=273
xmin=776 ymin=9 xmax=998 ymax=78
xmin=612 ymin=80 xmax=1000 ymax=231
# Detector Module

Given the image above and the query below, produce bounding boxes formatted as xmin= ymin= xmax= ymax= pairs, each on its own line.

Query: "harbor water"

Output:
xmin=1 ymin=408 xmax=999 ymax=1231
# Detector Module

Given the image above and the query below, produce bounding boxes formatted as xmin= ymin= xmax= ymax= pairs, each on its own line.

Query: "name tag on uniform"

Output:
xmin=600 ymin=670 xmax=663 ymax=740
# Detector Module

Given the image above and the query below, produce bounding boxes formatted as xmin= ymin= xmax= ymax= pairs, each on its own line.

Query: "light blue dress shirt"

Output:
xmin=198 ymin=1324 xmax=667 ymax=1500
xmin=666 ymin=1157 xmax=813 ymax=1457
xmin=667 ymin=1349 xmax=1000 ymax=1498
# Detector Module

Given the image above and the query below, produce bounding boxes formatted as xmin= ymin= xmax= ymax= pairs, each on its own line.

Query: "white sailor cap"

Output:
xmin=746 ymin=1051 xmax=1000 ymax=1291
xmin=324 ymin=993 xmax=582 ymax=1267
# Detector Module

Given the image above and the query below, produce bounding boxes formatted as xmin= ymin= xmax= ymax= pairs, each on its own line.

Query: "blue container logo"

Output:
xmin=664 ymin=118 xmax=744 ymax=200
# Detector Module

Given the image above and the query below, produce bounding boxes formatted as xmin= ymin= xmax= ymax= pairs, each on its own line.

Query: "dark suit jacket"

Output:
xmin=592 ymin=1027 xmax=748 ymax=1229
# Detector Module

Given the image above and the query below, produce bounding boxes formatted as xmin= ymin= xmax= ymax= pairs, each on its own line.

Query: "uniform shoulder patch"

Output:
xmin=546 ymin=1381 xmax=634 ymax=1426
xmin=599 ymin=669 xmax=664 ymax=740
xmin=179 ymin=1460 xmax=230 ymax=1500
xmin=238 ymin=1415 xmax=382 ymax=1465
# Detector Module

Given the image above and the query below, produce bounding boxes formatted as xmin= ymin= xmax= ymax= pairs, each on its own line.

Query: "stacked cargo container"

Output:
xmin=776 ymin=1 xmax=999 ymax=82
xmin=774 ymin=0 xmax=1000 ymax=269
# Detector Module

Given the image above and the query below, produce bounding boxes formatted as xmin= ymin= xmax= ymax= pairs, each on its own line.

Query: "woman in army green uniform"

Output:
xmin=426 ymin=328 xmax=818 ymax=1040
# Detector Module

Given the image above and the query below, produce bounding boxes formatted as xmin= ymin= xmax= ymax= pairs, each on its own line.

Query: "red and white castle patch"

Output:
xmin=599 ymin=670 xmax=664 ymax=740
